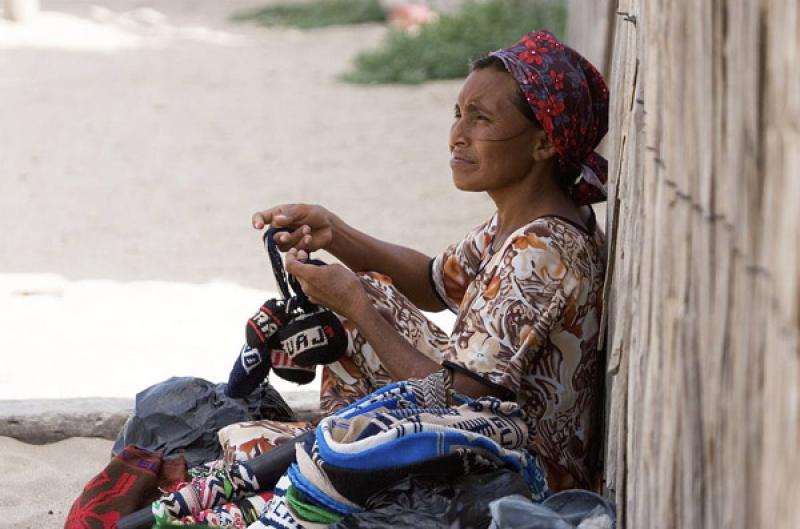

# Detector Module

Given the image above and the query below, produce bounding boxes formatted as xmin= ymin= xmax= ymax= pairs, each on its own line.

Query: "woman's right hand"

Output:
xmin=251 ymin=204 xmax=335 ymax=252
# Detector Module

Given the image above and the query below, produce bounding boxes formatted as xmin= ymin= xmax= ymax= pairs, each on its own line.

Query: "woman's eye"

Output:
xmin=476 ymin=114 xmax=489 ymax=122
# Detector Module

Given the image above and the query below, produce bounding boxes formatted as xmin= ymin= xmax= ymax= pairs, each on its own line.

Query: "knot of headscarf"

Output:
xmin=491 ymin=31 xmax=609 ymax=206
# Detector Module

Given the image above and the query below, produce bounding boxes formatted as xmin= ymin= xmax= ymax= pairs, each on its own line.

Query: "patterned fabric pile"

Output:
xmin=97 ymin=377 xmax=549 ymax=529
xmin=219 ymin=421 xmax=313 ymax=466
xmin=249 ymin=378 xmax=550 ymax=529
xmin=150 ymin=460 xmax=266 ymax=528
xmin=65 ymin=445 xmax=187 ymax=529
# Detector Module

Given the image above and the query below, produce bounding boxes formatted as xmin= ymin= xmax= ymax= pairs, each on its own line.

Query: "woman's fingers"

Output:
xmin=252 ymin=204 xmax=300 ymax=229
xmin=274 ymin=227 xmax=312 ymax=252
xmin=284 ymin=249 xmax=308 ymax=275
xmin=252 ymin=207 xmax=281 ymax=229
xmin=275 ymin=228 xmax=304 ymax=251
xmin=283 ymin=254 xmax=363 ymax=318
xmin=253 ymin=207 xmax=315 ymax=249
xmin=285 ymin=248 xmax=311 ymax=269
xmin=252 ymin=212 xmax=267 ymax=229
xmin=252 ymin=205 xmax=331 ymax=252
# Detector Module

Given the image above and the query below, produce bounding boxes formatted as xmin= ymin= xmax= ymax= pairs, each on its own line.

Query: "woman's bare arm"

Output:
xmin=253 ymin=204 xmax=446 ymax=311
xmin=326 ymin=215 xmax=445 ymax=311
xmin=352 ymin=298 xmax=509 ymax=399
xmin=284 ymin=253 xmax=503 ymax=399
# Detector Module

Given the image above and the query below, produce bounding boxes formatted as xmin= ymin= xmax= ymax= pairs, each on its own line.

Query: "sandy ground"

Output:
xmin=0 ymin=1 xmax=484 ymax=526
xmin=0 ymin=436 xmax=114 ymax=528
xmin=0 ymin=0 xmax=493 ymax=289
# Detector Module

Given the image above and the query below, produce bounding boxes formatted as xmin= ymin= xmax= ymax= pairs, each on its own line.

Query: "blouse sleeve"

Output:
xmin=446 ymin=222 xmax=578 ymax=398
xmin=431 ymin=217 xmax=494 ymax=313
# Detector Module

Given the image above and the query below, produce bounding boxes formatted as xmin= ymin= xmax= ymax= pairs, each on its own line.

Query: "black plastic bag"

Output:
xmin=112 ymin=376 xmax=294 ymax=467
xmin=333 ymin=469 xmax=530 ymax=529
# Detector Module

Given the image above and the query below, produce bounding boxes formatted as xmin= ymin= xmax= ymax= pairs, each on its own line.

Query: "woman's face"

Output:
xmin=449 ymin=67 xmax=540 ymax=193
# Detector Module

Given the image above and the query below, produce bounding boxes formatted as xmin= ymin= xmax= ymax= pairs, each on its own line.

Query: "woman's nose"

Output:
xmin=449 ymin=119 xmax=469 ymax=150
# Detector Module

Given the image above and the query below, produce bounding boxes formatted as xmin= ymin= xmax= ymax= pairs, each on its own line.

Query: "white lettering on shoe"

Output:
xmin=283 ymin=326 xmax=328 ymax=358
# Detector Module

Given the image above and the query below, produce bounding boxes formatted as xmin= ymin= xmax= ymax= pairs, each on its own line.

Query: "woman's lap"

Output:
xmin=319 ymin=271 xmax=449 ymax=415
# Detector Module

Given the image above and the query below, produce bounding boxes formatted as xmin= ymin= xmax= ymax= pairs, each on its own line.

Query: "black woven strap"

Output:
xmin=262 ymin=227 xmax=314 ymax=313
xmin=263 ymin=227 xmax=292 ymax=301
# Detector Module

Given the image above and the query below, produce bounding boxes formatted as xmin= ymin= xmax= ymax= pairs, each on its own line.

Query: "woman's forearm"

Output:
xmin=351 ymin=298 xmax=442 ymax=380
xmin=328 ymin=214 xmax=446 ymax=312
xmin=350 ymin=300 xmax=510 ymax=400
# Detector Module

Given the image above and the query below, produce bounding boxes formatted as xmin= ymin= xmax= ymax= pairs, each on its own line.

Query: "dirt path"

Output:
xmin=1 ymin=0 xmax=493 ymax=292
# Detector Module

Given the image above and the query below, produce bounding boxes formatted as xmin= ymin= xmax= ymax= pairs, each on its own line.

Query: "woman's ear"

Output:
xmin=531 ymin=129 xmax=558 ymax=162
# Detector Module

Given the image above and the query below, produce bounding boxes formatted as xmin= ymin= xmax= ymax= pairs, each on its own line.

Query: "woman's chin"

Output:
xmin=451 ymin=170 xmax=482 ymax=192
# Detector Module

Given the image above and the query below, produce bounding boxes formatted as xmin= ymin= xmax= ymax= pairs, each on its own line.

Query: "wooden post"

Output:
xmin=569 ymin=0 xmax=800 ymax=527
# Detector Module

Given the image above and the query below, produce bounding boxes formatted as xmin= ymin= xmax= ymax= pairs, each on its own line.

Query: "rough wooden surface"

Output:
xmin=576 ymin=0 xmax=800 ymax=527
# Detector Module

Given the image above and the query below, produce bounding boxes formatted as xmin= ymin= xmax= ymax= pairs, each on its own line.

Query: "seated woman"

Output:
xmin=252 ymin=30 xmax=608 ymax=492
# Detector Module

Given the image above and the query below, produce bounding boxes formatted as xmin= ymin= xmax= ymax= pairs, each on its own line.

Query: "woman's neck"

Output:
xmin=488 ymin=166 xmax=581 ymax=248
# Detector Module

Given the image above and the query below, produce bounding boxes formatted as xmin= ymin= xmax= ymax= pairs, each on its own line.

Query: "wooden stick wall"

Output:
xmin=567 ymin=0 xmax=800 ymax=527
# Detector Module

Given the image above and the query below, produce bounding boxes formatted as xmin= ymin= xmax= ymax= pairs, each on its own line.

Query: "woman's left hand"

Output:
xmin=284 ymin=248 xmax=371 ymax=322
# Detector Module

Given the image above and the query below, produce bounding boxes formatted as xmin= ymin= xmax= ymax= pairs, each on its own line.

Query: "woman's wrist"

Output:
xmin=325 ymin=211 xmax=346 ymax=256
xmin=326 ymin=213 xmax=369 ymax=271
xmin=345 ymin=287 xmax=376 ymax=327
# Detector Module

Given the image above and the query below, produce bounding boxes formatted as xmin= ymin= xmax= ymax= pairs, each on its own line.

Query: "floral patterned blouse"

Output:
xmin=431 ymin=213 xmax=606 ymax=490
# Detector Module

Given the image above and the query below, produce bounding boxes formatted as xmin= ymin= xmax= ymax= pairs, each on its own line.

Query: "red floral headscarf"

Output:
xmin=491 ymin=31 xmax=609 ymax=205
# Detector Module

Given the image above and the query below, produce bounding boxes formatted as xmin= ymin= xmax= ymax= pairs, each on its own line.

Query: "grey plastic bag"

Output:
xmin=489 ymin=489 xmax=616 ymax=529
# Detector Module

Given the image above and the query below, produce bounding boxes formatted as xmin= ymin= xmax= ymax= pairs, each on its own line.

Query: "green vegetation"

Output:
xmin=343 ymin=0 xmax=567 ymax=84
xmin=231 ymin=0 xmax=385 ymax=29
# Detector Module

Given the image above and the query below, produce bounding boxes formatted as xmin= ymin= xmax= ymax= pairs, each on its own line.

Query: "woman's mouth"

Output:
xmin=450 ymin=154 xmax=477 ymax=167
